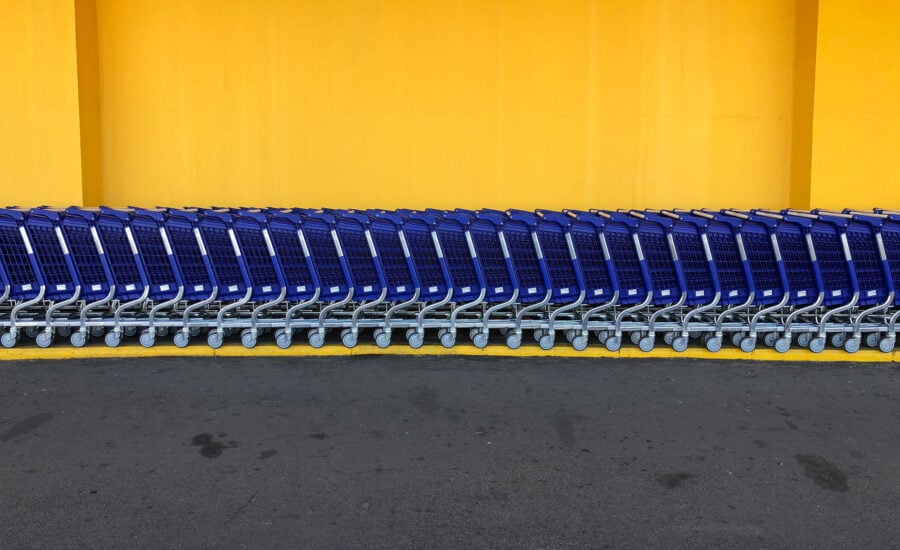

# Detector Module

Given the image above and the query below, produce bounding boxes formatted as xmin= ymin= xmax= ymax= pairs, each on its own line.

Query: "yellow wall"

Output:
xmin=91 ymin=0 xmax=798 ymax=209
xmin=0 ymin=0 xmax=83 ymax=206
xmin=810 ymin=0 xmax=900 ymax=209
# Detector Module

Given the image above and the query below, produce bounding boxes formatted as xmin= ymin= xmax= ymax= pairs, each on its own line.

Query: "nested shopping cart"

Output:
xmin=0 ymin=209 xmax=47 ymax=348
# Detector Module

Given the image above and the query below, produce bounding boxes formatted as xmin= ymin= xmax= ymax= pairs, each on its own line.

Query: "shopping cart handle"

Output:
xmin=304 ymin=212 xmax=337 ymax=225
xmin=848 ymin=213 xmax=885 ymax=227
xmin=565 ymin=210 xmax=605 ymax=227
xmin=406 ymin=212 xmax=440 ymax=226
xmin=99 ymin=207 xmax=133 ymax=221
xmin=29 ymin=208 xmax=62 ymax=222
xmin=439 ymin=212 xmax=472 ymax=226
xmin=665 ymin=210 xmax=709 ymax=229
xmin=236 ymin=211 xmax=270 ymax=224
xmin=603 ymin=211 xmax=642 ymax=228
xmin=335 ymin=212 xmax=372 ymax=225
xmin=535 ymin=210 xmax=572 ymax=227
xmin=812 ymin=213 xmax=851 ymax=228
xmin=373 ymin=211 xmax=404 ymax=225
xmin=639 ymin=211 xmax=675 ymax=228
xmin=166 ymin=209 xmax=200 ymax=223
xmin=132 ymin=208 xmax=166 ymax=222
xmin=64 ymin=207 xmax=99 ymax=221
xmin=505 ymin=210 xmax=539 ymax=226
xmin=779 ymin=213 xmax=814 ymax=229
xmin=474 ymin=211 xmax=505 ymax=226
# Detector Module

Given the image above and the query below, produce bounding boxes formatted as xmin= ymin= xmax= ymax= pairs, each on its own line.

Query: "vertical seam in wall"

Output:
xmin=789 ymin=0 xmax=819 ymax=210
xmin=73 ymin=0 xmax=102 ymax=207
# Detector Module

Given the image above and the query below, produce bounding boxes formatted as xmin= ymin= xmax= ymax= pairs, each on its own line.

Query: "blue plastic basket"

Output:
xmin=130 ymin=210 xmax=181 ymax=301
xmin=368 ymin=214 xmax=417 ymax=301
xmin=197 ymin=211 xmax=249 ymax=302
xmin=233 ymin=213 xmax=284 ymax=301
xmin=267 ymin=213 xmax=319 ymax=302
xmin=61 ymin=209 xmax=114 ymax=302
xmin=25 ymin=210 xmax=78 ymax=301
xmin=0 ymin=210 xmax=42 ymax=301
xmin=399 ymin=215 xmax=449 ymax=302
xmin=334 ymin=214 xmax=384 ymax=302
xmin=434 ymin=213 xmax=482 ymax=302
xmin=469 ymin=212 xmax=516 ymax=302
xmin=565 ymin=214 xmax=615 ymax=304
xmin=163 ymin=210 xmax=216 ymax=302
xmin=96 ymin=208 xmax=147 ymax=301
xmin=298 ymin=213 xmax=351 ymax=301
xmin=501 ymin=214 xmax=547 ymax=304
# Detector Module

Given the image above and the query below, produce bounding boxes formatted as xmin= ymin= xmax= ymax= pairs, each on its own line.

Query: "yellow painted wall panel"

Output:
xmin=810 ymin=0 xmax=900 ymax=209
xmin=0 ymin=0 xmax=83 ymax=205
xmin=94 ymin=0 xmax=797 ymax=208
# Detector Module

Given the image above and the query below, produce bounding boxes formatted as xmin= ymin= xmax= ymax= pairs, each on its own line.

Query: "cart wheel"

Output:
xmin=689 ymin=331 xmax=702 ymax=340
xmin=505 ymin=332 xmax=522 ymax=350
xmin=565 ymin=329 xmax=577 ymax=343
xmin=25 ymin=326 xmax=40 ymax=338
xmin=739 ymin=336 xmax=756 ymax=353
xmin=105 ymin=330 xmax=122 ymax=348
xmin=571 ymin=335 xmax=588 ymax=351
xmin=274 ymin=329 xmax=292 ymax=349
xmin=173 ymin=331 xmax=190 ymax=348
xmin=809 ymin=337 xmax=826 ymax=354
xmin=341 ymin=330 xmax=358 ymax=349
xmin=844 ymin=337 xmax=860 ymax=354
xmin=764 ymin=333 xmax=777 ymax=347
xmin=499 ymin=328 xmax=510 ymax=337
xmin=879 ymin=336 xmax=895 ymax=353
xmin=774 ymin=337 xmax=791 ymax=354
xmin=672 ymin=336 xmax=688 ymax=353
xmin=91 ymin=326 xmax=105 ymax=338
xmin=207 ymin=330 xmax=223 ymax=349
xmin=473 ymin=331 xmax=489 ymax=349
xmin=440 ymin=331 xmax=455 ymax=349
xmin=865 ymin=333 xmax=880 ymax=348
xmin=241 ymin=330 xmax=258 ymax=349
xmin=35 ymin=331 xmax=53 ymax=349
xmin=831 ymin=333 xmax=846 ymax=348
xmin=797 ymin=333 xmax=811 ymax=347
xmin=407 ymin=331 xmax=424 ymax=349
xmin=639 ymin=336 xmax=655 ymax=353
xmin=190 ymin=327 xmax=202 ymax=337
xmin=533 ymin=329 xmax=545 ymax=342
xmin=308 ymin=331 xmax=325 ymax=349
xmin=539 ymin=333 xmax=555 ymax=351
xmin=57 ymin=326 xmax=72 ymax=338
xmin=663 ymin=332 xmax=676 ymax=346
xmin=156 ymin=326 xmax=170 ymax=337
xmin=469 ymin=328 xmax=480 ymax=341
xmin=123 ymin=326 xmax=137 ymax=338
xmin=139 ymin=330 xmax=156 ymax=348
xmin=732 ymin=332 xmax=746 ymax=348
xmin=70 ymin=330 xmax=87 ymax=348
xmin=605 ymin=335 xmax=621 ymax=352
xmin=405 ymin=328 xmax=417 ymax=340
xmin=595 ymin=330 xmax=609 ymax=344
xmin=438 ymin=328 xmax=449 ymax=339
xmin=629 ymin=331 xmax=643 ymax=345
xmin=705 ymin=336 xmax=722 ymax=353
xmin=375 ymin=330 xmax=392 ymax=349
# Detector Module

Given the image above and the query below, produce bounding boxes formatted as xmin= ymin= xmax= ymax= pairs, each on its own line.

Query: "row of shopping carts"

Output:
xmin=0 ymin=206 xmax=898 ymax=354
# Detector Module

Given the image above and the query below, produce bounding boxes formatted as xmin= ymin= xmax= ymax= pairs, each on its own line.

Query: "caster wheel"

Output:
xmin=405 ymin=328 xmax=417 ymax=340
xmin=223 ymin=328 xmax=235 ymax=338
xmin=57 ymin=326 xmax=72 ymax=338
xmin=596 ymin=330 xmax=609 ymax=344
xmin=630 ymin=332 xmax=643 ymax=345
xmin=879 ymin=337 xmax=895 ymax=353
xmin=90 ymin=326 xmax=105 ymax=338
xmin=173 ymin=331 xmax=190 ymax=348
xmin=140 ymin=330 xmax=156 ymax=348
xmin=25 ymin=326 xmax=40 ymax=338
xmin=342 ymin=330 xmax=358 ymax=348
xmin=809 ymin=337 xmax=826 ymax=354
xmin=70 ymin=330 xmax=87 ymax=348
xmin=473 ymin=332 xmax=488 ymax=349
xmin=440 ymin=331 xmax=455 ymax=349
xmin=207 ymin=331 xmax=224 ymax=349
xmin=105 ymin=330 xmax=122 ymax=348
xmin=506 ymin=333 xmax=522 ymax=350
xmin=705 ymin=336 xmax=723 ymax=353
xmin=565 ymin=329 xmax=577 ymax=342
xmin=499 ymin=328 xmax=510 ymax=337
xmin=156 ymin=326 xmax=170 ymax=337
xmin=407 ymin=332 xmax=424 ymax=349
xmin=539 ymin=333 xmax=555 ymax=351
xmin=533 ymin=329 xmax=545 ymax=342
xmin=797 ymin=333 xmax=812 ymax=347
xmin=275 ymin=329 xmax=292 ymax=349
xmin=605 ymin=336 xmax=622 ymax=352
xmin=672 ymin=336 xmax=688 ymax=353
xmin=844 ymin=337 xmax=860 ymax=354
xmin=375 ymin=331 xmax=392 ymax=349
xmin=739 ymin=336 xmax=756 ymax=353
xmin=241 ymin=330 xmax=258 ymax=349
xmin=35 ymin=331 xmax=53 ymax=349
xmin=124 ymin=326 xmax=138 ymax=338
xmin=638 ymin=336 xmax=655 ymax=353
xmin=732 ymin=332 xmax=746 ymax=348
xmin=190 ymin=327 xmax=202 ymax=337
xmin=764 ymin=333 xmax=777 ymax=347
xmin=689 ymin=331 xmax=702 ymax=340
xmin=774 ymin=337 xmax=791 ymax=354
xmin=663 ymin=332 xmax=676 ymax=346
xmin=572 ymin=335 xmax=588 ymax=351
xmin=308 ymin=331 xmax=325 ymax=349
xmin=438 ymin=328 xmax=449 ymax=339
xmin=866 ymin=333 xmax=880 ymax=348
xmin=831 ymin=333 xmax=846 ymax=348
xmin=469 ymin=328 xmax=480 ymax=341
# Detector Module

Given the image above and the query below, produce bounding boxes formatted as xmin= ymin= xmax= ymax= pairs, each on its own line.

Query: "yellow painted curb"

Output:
xmin=0 ymin=341 xmax=895 ymax=362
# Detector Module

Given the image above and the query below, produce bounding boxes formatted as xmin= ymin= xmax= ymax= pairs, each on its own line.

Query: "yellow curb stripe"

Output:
xmin=0 ymin=342 xmax=895 ymax=362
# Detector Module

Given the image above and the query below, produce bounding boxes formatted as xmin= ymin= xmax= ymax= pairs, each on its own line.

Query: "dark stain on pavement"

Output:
xmin=191 ymin=433 xmax=238 ymax=459
xmin=0 ymin=413 xmax=54 ymax=442
xmin=657 ymin=472 xmax=693 ymax=489
xmin=796 ymin=454 xmax=849 ymax=492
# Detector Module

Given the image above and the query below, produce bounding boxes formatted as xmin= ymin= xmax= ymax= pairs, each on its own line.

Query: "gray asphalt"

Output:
xmin=1 ymin=356 xmax=898 ymax=549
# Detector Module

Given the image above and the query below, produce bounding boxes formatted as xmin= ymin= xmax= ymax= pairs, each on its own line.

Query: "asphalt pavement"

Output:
xmin=1 ymin=356 xmax=898 ymax=549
